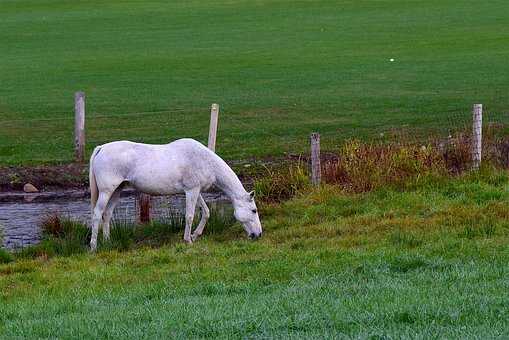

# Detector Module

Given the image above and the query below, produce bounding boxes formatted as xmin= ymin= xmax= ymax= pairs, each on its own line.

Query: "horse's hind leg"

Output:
xmin=102 ymin=185 xmax=123 ymax=241
xmin=90 ymin=190 xmax=113 ymax=251
xmin=184 ymin=188 xmax=200 ymax=244
xmin=191 ymin=195 xmax=210 ymax=241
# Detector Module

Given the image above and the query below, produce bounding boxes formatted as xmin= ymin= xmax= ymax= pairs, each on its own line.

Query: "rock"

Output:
xmin=23 ymin=183 xmax=39 ymax=193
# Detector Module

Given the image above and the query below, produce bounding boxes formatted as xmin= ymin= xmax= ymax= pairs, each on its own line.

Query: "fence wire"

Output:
xmin=1 ymin=103 xmax=508 ymax=165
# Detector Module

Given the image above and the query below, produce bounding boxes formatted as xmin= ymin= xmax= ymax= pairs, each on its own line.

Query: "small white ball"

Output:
xmin=390 ymin=58 xmax=395 ymax=62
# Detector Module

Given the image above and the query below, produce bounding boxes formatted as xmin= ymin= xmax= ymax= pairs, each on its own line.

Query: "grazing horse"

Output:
xmin=88 ymin=138 xmax=262 ymax=251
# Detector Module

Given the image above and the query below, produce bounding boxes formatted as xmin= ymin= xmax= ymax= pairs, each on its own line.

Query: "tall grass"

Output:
xmin=322 ymin=140 xmax=449 ymax=192
xmin=321 ymin=130 xmax=509 ymax=193
xmin=254 ymin=163 xmax=309 ymax=202
xmin=254 ymin=130 xmax=509 ymax=201
xmin=0 ymin=248 xmax=13 ymax=264
xmin=16 ymin=216 xmax=91 ymax=259
xmin=0 ymin=229 xmax=13 ymax=263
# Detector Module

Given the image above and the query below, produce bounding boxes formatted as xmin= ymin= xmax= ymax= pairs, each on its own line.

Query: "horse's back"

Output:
xmin=91 ymin=138 xmax=217 ymax=194
xmin=167 ymin=138 xmax=209 ymax=151
xmin=94 ymin=141 xmax=149 ymax=166
xmin=94 ymin=139 xmax=210 ymax=166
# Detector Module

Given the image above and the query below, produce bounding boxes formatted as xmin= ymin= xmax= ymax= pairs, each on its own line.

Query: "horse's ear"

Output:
xmin=248 ymin=191 xmax=255 ymax=200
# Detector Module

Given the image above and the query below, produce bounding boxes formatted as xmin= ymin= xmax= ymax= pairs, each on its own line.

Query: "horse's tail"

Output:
xmin=89 ymin=146 xmax=101 ymax=214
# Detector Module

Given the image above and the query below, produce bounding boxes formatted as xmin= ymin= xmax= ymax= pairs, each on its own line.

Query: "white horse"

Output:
xmin=88 ymin=138 xmax=262 ymax=251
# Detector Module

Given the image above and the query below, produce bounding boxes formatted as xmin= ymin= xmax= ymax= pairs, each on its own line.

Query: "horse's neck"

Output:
xmin=213 ymin=158 xmax=246 ymax=202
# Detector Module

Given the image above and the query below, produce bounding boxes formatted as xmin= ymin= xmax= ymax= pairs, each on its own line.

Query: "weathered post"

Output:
xmin=310 ymin=133 xmax=321 ymax=185
xmin=137 ymin=193 xmax=151 ymax=224
xmin=208 ymin=103 xmax=219 ymax=152
xmin=74 ymin=91 xmax=86 ymax=163
xmin=472 ymin=104 xmax=482 ymax=170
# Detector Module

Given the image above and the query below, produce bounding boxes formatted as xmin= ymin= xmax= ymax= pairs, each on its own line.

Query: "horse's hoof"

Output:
xmin=191 ymin=234 xmax=199 ymax=242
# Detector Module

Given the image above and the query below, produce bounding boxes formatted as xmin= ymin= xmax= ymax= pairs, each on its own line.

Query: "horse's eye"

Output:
xmin=252 ymin=209 xmax=257 ymax=214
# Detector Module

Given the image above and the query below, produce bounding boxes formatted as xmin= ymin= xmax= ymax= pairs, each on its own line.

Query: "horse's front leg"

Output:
xmin=191 ymin=195 xmax=210 ymax=242
xmin=184 ymin=188 xmax=200 ymax=244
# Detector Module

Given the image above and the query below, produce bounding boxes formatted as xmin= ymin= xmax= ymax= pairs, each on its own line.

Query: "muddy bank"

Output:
xmin=0 ymin=164 xmax=88 ymax=192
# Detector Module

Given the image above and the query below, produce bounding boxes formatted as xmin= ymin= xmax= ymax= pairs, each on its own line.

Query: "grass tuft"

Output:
xmin=459 ymin=224 xmax=497 ymax=240
xmin=388 ymin=230 xmax=423 ymax=248
xmin=203 ymin=208 xmax=237 ymax=236
xmin=254 ymin=163 xmax=309 ymax=202
xmin=0 ymin=248 xmax=13 ymax=264
xmin=0 ymin=229 xmax=11 ymax=263
xmin=388 ymin=255 xmax=429 ymax=273
xmin=393 ymin=311 xmax=417 ymax=324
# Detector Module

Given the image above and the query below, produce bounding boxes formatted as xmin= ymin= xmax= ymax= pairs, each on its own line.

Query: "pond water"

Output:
xmin=0 ymin=191 xmax=230 ymax=249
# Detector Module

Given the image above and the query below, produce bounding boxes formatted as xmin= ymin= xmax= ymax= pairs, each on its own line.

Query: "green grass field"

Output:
xmin=1 ymin=170 xmax=509 ymax=337
xmin=1 ymin=0 xmax=509 ymax=165
xmin=2 ymin=2 xmax=509 ymax=336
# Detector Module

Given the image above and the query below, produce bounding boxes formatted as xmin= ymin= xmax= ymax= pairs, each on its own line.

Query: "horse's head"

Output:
xmin=234 ymin=191 xmax=263 ymax=240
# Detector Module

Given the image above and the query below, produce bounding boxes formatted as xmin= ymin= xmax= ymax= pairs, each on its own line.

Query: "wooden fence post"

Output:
xmin=208 ymin=103 xmax=219 ymax=152
xmin=74 ymin=91 xmax=86 ymax=163
xmin=472 ymin=104 xmax=482 ymax=170
xmin=310 ymin=133 xmax=321 ymax=185
xmin=137 ymin=193 xmax=151 ymax=224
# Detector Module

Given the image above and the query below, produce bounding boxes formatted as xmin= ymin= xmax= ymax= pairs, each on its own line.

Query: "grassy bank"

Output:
xmin=1 ymin=169 xmax=508 ymax=337
xmin=2 ymin=0 xmax=509 ymax=165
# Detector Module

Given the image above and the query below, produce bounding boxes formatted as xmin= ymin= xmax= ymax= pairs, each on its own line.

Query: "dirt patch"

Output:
xmin=0 ymin=164 xmax=88 ymax=192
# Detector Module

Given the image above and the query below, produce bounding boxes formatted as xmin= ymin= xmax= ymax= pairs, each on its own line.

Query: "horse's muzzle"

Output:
xmin=249 ymin=232 xmax=262 ymax=240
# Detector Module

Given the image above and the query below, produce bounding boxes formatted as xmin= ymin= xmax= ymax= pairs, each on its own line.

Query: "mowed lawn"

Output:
xmin=1 ymin=172 xmax=509 ymax=337
xmin=1 ymin=0 xmax=509 ymax=164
